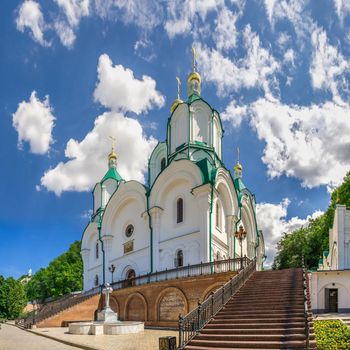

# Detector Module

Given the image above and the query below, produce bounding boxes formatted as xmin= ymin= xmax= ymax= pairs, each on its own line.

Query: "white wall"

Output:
xmin=311 ymin=270 xmax=350 ymax=313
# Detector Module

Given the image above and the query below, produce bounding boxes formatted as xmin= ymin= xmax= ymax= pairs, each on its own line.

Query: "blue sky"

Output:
xmin=1 ymin=0 xmax=350 ymax=277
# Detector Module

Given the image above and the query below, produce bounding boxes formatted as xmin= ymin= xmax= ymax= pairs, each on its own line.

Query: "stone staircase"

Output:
xmin=17 ymin=291 xmax=99 ymax=328
xmin=185 ymin=268 xmax=316 ymax=349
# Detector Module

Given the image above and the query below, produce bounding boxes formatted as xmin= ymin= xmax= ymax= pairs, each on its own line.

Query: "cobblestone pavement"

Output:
xmin=0 ymin=323 xmax=81 ymax=350
xmin=31 ymin=326 xmax=178 ymax=350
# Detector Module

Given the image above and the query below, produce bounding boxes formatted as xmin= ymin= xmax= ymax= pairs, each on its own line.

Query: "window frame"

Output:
xmin=176 ymin=197 xmax=184 ymax=224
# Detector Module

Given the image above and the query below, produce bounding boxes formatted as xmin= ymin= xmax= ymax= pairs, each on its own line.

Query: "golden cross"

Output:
xmin=176 ymin=76 xmax=181 ymax=99
xmin=237 ymin=147 xmax=240 ymax=163
xmin=109 ymin=136 xmax=116 ymax=151
xmin=192 ymin=46 xmax=197 ymax=72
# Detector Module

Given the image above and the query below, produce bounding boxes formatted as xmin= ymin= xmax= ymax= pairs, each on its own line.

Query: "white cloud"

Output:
xmin=197 ymin=25 xmax=280 ymax=97
xmin=283 ymin=48 xmax=295 ymax=65
xmin=54 ymin=0 xmax=90 ymax=27
xmin=134 ymin=38 xmax=156 ymax=62
xmin=54 ymin=21 xmax=76 ymax=48
xmin=16 ymin=0 xmax=49 ymax=46
xmin=40 ymin=112 xmax=157 ymax=196
xmin=221 ymin=101 xmax=248 ymax=128
xmin=256 ymin=198 xmax=323 ymax=267
xmin=53 ymin=0 xmax=90 ymax=47
xmin=310 ymin=27 xmax=349 ymax=105
xmin=164 ymin=0 xmax=223 ymax=39
xmin=12 ymin=91 xmax=55 ymax=155
xmin=94 ymin=0 xmax=163 ymax=31
xmin=213 ymin=6 xmax=238 ymax=51
xmin=334 ymin=0 xmax=350 ymax=24
xmin=247 ymin=98 xmax=350 ymax=188
xmin=264 ymin=0 xmax=277 ymax=23
xmin=93 ymin=54 xmax=165 ymax=114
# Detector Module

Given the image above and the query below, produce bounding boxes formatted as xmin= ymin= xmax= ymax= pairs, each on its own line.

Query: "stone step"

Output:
xmin=195 ymin=334 xmax=306 ymax=342
xmin=205 ymin=322 xmax=306 ymax=329
xmin=211 ymin=317 xmax=306 ymax=324
xmin=216 ymin=312 xmax=305 ymax=318
xmin=223 ymin=304 xmax=305 ymax=310
xmin=201 ymin=327 xmax=306 ymax=335
xmin=187 ymin=339 xmax=307 ymax=349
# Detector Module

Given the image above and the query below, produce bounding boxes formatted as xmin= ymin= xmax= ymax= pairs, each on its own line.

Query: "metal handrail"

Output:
xmin=178 ymin=257 xmax=256 ymax=350
xmin=110 ymin=257 xmax=242 ymax=291
xmin=302 ymin=257 xmax=312 ymax=349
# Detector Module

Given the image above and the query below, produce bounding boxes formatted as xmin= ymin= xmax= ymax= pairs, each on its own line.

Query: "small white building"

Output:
xmin=81 ymin=55 xmax=265 ymax=291
xmin=310 ymin=205 xmax=350 ymax=313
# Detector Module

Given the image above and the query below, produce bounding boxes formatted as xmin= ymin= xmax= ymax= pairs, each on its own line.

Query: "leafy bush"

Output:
xmin=314 ymin=320 xmax=350 ymax=350
xmin=25 ymin=241 xmax=83 ymax=301
xmin=274 ymin=171 xmax=350 ymax=269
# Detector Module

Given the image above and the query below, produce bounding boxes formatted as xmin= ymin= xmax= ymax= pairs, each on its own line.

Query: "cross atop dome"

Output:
xmin=234 ymin=147 xmax=243 ymax=179
xmin=187 ymin=47 xmax=201 ymax=97
xmin=170 ymin=76 xmax=183 ymax=113
xmin=108 ymin=136 xmax=117 ymax=169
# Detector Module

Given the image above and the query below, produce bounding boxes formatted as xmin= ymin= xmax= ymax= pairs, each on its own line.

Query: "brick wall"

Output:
xmin=37 ymin=271 xmax=235 ymax=328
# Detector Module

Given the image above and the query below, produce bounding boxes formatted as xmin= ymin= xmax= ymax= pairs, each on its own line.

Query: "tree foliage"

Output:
xmin=273 ymin=172 xmax=350 ymax=269
xmin=0 ymin=276 xmax=27 ymax=319
xmin=26 ymin=241 xmax=83 ymax=301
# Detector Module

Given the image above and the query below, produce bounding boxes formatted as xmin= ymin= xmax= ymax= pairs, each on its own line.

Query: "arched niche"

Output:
xmin=156 ymin=287 xmax=188 ymax=321
xmin=125 ymin=292 xmax=147 ymax=321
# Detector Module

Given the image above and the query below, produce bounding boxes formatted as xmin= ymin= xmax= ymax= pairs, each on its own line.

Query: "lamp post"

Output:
xmin=235 ymin=225 xmax=247 ymax=270
xmin=32 ymin=300 xmax=37 ymax=328
xmin=108 ymin=264 xmax=116 ymax=283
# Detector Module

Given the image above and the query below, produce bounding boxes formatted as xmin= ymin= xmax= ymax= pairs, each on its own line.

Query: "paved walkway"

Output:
xmin=31 ymin=326 xmax=177 ymax=350
xmin=0 ymin=323 xmax=81 ymax=350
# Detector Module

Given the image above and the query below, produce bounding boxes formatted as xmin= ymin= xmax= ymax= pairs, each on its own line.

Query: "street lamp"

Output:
xmin=32 ymin=300 xmax=37 ymax=328
xmin=235 ymin=225 xmax=247 ymax=270
xmin=108 ymin=264 xmax=116 ymax=283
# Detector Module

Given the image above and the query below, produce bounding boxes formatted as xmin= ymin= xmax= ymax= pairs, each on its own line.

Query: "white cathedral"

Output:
xmin=81 ymin=52 xmax=266 ymax=291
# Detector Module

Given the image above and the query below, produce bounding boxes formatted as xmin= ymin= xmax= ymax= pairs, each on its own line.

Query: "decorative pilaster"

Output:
xmin=149 ymin=206 xmax=164 ymax=271
xmin=81 ymin=248 xmax=90 ymax=291
xmin=101 ymin=234 xmax=113 ymax=283
xmin=192 ymin=184 xmax=212 ymax=262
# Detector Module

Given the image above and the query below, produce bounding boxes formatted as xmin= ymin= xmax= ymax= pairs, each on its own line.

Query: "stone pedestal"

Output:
xmin=97 ymin=307 xmax=119 ymax=323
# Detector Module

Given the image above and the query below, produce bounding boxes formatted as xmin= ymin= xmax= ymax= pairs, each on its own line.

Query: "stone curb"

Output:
xmin=7 ymin=322 xmax=103 ymax=350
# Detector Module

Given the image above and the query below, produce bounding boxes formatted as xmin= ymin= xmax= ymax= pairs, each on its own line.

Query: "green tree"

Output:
xmin=26 ymin=241 xmax=83 ymax=301
xmin=0 ymin=277 xmax=27 ymax=319
xmin=273 ymin=171 xmax=350 ymax=269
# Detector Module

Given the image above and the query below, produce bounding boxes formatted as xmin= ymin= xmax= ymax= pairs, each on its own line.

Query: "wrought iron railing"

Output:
xmin=110 ymin=257 xmax=244 ymax=290
xmin=302 ymin=257 xmax=313 ymax=349
xmin=177 ymin=257 xmax=256 ymax=350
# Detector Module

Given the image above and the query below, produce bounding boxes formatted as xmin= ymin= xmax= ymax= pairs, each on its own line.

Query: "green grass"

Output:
xmin=314 ymin=320 xmax=350 ymax=350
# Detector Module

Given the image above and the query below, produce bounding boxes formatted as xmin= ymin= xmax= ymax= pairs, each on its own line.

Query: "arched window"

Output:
xmin=215 ymin=201 xmax=221 ymax=230
xmin=175 ymin=250 xmax=184 ymax=267
xmin=160 ymin=157 xmax=166 ymax=171
xmin=94 ymin=274 xmax=99 ymax=286
xmin=95 ymin=242 xmax=99 ymax=259
xmin=216 ymin=251 xmax=221 ymax=261
xmin=126 ymin=269 xmax=136 ymax=287
xmin=177 ymin=197 xmax=183 ymax=223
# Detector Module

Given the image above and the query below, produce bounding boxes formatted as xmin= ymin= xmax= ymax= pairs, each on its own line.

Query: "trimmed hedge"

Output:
xmin=314 ymin=320 xmax=350 ymax=350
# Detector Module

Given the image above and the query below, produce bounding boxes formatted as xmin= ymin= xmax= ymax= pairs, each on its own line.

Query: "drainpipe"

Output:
xmin=146 ymin=191 xmax=153 ymax=273
xmin=234 ymin=206 xmax=242 ymax=266
xmin=97 ymin=214 xmax=106 ymax=286
xmin=209 ymin=182 xmax=214 ymax=272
